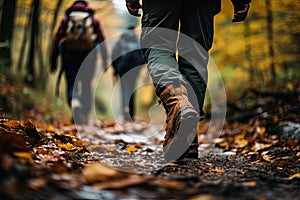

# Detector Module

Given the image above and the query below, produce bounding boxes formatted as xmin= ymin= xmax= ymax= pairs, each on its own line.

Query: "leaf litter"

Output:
xmin=0 ymin=90 xmax=299 ymax=199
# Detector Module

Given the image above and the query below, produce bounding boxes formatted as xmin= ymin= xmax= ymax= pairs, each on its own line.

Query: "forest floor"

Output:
xmin=0 ymin=112 xmax=299 ymax=200
xmin=0 ymin=75 xmax=299 ymax=199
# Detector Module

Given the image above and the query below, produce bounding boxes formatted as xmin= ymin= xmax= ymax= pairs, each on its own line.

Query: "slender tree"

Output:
xmin=26 ymin=0 xmax=40 ymax=87
xmin=0 ymin=0 xmax=16 ymax=69
xmin=265 ymin=0 xmax=276 ymax=82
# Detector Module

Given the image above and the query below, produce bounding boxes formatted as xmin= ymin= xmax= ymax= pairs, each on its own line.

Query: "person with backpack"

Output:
xmin=125 ymin=0 xmax=251 ymax=161
xmin=111 ymin=26 xmax=145 ymax=122
xmin=50 ymin=0 xmax=107 ymax=124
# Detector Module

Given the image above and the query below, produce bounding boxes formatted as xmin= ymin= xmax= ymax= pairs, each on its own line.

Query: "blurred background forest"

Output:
xmin=0 ymin=0 xmax=299 ymax=121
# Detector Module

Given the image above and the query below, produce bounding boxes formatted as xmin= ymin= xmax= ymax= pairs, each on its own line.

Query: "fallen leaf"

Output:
xmin=234 ymin=139 xmax=249 ymax=148
xmin=167 ymin=162 xmax=180 ymax=167
xmin=241 ymin=181 xmax=257 ymax=187
xmin=253 ymin=142 xmax=272 ymax=151
xmin=211 ymin=168 xmax=225 ymax=173
xmin=72 ymin=139 xmax=85 ymax=147
xmin=3 ymin=120 xmax=22 ymax=128
xmin=95 ymin=174 xmax=154 ymax=190
xmin=13 ymin=151 xmax=34 ymax=165
xmin=153 ymin=179 xmax=184 ymax=189
xmin=256 ymin=126 xmax=266 ymax=135
xmin=24 ymin=120 xmax=42 ymax=142
xmin=58 ymin=142 xmax=74 ymax=151
xmin=261 ymin=151 xmax=274 ymax=162
xmin=287 ymin=173 xmax=300 ymax=180
xmin=189 ymin=195 xmax=216 ymax=200
xmin=126 ymin=145 xmax=136 ymax=153
xmin=87 ymin=144 xmax=116 ymax=152
xmin=83 ymin=162 xmax=118 ymax=183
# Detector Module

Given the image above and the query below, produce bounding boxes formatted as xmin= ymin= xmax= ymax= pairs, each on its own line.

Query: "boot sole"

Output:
xmin=163 ymin=107 xmax=199 ymax=162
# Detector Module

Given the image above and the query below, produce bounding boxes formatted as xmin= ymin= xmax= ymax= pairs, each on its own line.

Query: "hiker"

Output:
xmin=50 ymin=0 xmax=107 ymax=124
xmin=111 ymin=27 xmax=145 ymax=121
xmin=125 ymin=0 xmax=251 ymax=161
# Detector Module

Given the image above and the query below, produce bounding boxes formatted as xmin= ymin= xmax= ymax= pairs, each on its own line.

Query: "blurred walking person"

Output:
xmin=111 ymin=26 xmax=145 ymax=121
xmin=50 ymin=0 xmax=107 ymax=124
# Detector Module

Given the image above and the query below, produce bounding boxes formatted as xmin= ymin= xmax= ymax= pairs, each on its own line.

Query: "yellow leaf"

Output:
xmin=287 ymin=173 xmax=300 ymax=180
xmin=234 ymin=133 xmax=246 ymax=140
xmin=156 ymin=179 xmax=184 ymax=190
xmin=13 ymin=152 xmax=34 ymax=164
xmin=241 ymin=181 xmax=257 ymax=187
xmin=126 ymin=145 xmax=136 ymax=153
xmin=261 ymin=151 xmax=273 ymax=162
xmin=217 ymin=141 xmax=229 ymax=148
xmin=58 ymin=142 xmax=74 ymax=150
xmin=235 ymin=139 xmax=249 ymax=148
xmin=188 ymin=195 xmax=215 ymax=200
xmin=83 ymin=163 xmax=118 ymax=183
xmin=256 ymin=126 xmax=266 ymax=135
xmin=46 ymin=124 xmax=55 ymax=132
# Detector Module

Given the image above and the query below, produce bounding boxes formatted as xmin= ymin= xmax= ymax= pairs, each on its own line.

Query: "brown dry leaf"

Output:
xmin=95 ymin=174 xmax=154 ymax=190
xmin=211 ymin=168 xmax=225 ymax=173
xmin=167 ymin=162 xmax=180 ymax=167
xmin=234 ymin=139 xmax=249 ymax=148
xmin=253 ymin=142 xmax=272 ymax=151
xmin=24 ymin=120 xmax=42 ymax=142
xmin=72 ymin=139 xmax=85 ymax=148
xmin=256 ymin=126 xmax=266 ymax=135
xmin=28 ymin=178 xmax=47 ymax=190
xmin=287 ymin=173 xmax=300 ymax=180
xmin=276 ymin=160 xmax=292 ymax=167
xmin=51 ymin=161 xmax=69 ymax=173
xmin=241 ymin=181 xmax=257 ymax=187
xmin=3 ymin=120 xmax=22 ymax=128
xmin=189 ymin=195 xmax=215 ymax=200
xmin=87 ymin=144 xmax=116 ymax=152
xmin=261 ymin=151 xmax=274 ymax=162
xmin=154 ymin=179 xmax=184 ymax=189
xmin=102 ymin=119 xmax=116 ymax=128
xmin=216 ymin=141 xmax=229 ymax=148
xmin=83 ymin=162 xmax=119 ymax=183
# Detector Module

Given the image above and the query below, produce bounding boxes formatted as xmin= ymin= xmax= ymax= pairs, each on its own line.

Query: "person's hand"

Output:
xmin=232 ymin=3 xmax=250 ymax=22
xmin=125 ymin=0 xmax=142 ymax=17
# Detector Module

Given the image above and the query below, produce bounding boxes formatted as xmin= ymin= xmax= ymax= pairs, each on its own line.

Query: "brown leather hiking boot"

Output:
xmin=159 ymin=85 xmax=199 ymax=161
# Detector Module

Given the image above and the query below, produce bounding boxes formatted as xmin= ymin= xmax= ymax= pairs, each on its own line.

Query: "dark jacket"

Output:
xmin=50 ymin=1 xmax=107 ymax=71
xmin=112 ymin=30 xmax=145 ymax=76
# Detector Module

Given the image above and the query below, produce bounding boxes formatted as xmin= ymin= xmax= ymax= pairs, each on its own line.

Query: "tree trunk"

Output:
xmin=26 ymin=0 xmax=40 ymax=87
xmin=266 ymin=0 xmax=276 ymax=82
xmin=0 ymin=0 xmax=16 ymax=69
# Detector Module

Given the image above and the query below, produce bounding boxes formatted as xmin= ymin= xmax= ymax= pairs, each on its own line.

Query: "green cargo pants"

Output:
xmin=140 ymin=0 xmax=219 ymax=118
